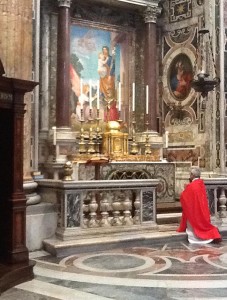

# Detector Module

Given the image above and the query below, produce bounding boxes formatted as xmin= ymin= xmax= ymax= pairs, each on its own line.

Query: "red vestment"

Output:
xmin=177 ymin=179 xmax=221 ymax=240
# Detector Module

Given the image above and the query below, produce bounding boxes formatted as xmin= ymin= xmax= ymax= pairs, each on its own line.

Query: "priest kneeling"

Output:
xmin=177 ymin=167 xmax=222 ymax=244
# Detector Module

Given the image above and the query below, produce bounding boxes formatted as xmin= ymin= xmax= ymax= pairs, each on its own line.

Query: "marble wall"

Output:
xmin=159 ymin=0 xmax=219 ymax=171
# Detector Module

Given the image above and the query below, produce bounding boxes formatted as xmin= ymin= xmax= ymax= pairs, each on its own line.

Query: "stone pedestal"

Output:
xmin=26 ymin=202 xmax=57 ymax=251
xmin=39 ymin=127 xmax=77 ymax=179
xmin=24 ymin=180 xmax=41 ymax=205
xmin=51 ymin=127 xmax=77 ymax=163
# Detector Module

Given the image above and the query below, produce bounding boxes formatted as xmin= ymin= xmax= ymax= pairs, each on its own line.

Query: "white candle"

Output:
xmin=132 ymin=82 xmax=135 ymax=111
xmin=165 ymin=131 xmax=169 ymax=148
xmin=52 ymin=126 xmax=56 ymax=146
xmin=97 ymin=80 xmax=100 ymax=109
xmin=146 ymin=85 xmax=149 ymax=115
xmin=80 ymin=78 xmax=83 ymax=95
xmin=89 ymin=80 xmax=92 ymax=109
xmin=118 ymin=82 xmax=121 ymax=111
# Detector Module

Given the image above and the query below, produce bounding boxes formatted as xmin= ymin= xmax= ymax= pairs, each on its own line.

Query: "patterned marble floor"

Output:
xmin=2 ymin=238 xmax=227 ymax=300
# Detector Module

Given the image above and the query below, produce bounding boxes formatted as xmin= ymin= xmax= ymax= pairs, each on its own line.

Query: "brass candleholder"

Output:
xmin=87 ymin=108 xmax=96 ymax=154
xmin=144 ymin=114 xmax=151 ymax=155
xmin=95 ymin=108 xmax=102 ymax=154
xmin=130 ymin=111 xmax=139 ymax=155
xmin=79 ymin=108 xmax=87 ymax=154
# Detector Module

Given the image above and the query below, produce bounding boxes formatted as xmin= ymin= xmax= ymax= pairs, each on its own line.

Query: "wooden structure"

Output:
xmin=0 ymin=61 xmax=37 ymax=293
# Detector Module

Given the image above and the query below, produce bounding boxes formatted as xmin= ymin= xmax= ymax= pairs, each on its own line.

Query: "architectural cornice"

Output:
xmin=72 ymin=0 xmax=162 ymax=10
xmin=58 ymin=0 xmax=71 ymax=8
xmin=144 ymin=3 xmax=162 ymax=23
xmin=117 ymin=0 xmax=160 ymax=6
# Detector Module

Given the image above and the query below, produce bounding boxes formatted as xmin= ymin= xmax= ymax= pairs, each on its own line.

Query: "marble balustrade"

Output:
xmin=204 ymin=178 xmax=227 ymax=220
xmin=37 ymin=179 xmax=159 ymax=241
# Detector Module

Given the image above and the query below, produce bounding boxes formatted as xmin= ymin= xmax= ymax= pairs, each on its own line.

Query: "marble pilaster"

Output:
xmin=40 ymin=13 xmax=50 ymax=133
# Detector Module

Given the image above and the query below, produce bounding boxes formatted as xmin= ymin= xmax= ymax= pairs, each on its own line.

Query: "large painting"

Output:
xmin=169 ymin=53 xmax=193 ymax=100
xmin=70 ymin=22 xmax=132 ymax=131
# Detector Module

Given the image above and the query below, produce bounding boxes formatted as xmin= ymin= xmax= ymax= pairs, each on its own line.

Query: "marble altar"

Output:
xmin=72 ymin=161 xmax=175 ymax=203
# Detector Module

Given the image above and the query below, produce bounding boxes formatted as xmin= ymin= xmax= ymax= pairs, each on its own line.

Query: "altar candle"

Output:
xmin=146 ymin=85 xmax=149 ymax=115
xmin=52 ymin=126 xmax=56 ymax=146
xmin=89 ymin=80 xmax=92 ymax=109
xmin=80 ymin=78 xmax=83 ymax=95
xmin=97 ymin=80 xmax=100 ymax=109
xmin=165 ymin=131 xmax=169 ymax=148
xmin=132 ymin=82 xmax=135 ymax=111
xmin=118 ymin=82 xmax=121 ymax=111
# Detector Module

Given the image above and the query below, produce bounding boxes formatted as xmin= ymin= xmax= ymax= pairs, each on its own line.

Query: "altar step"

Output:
xmin=156 ymin=201 xmax=182 ymax=225
xmin=157 ymin=212 xmax=181 ymax=225
xmin=43 ymin=226 xmax=185 ymax=257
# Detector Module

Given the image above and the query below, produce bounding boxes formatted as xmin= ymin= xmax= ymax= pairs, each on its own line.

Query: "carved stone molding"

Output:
xmin=58 ymin=0 xmax=71 ymax=8
xmin=144 ymin=4 xmax=162 ymax=23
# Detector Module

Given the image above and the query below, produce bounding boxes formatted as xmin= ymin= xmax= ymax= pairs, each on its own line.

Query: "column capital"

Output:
xmin=144 ymin=4 xmax=162 ymax=23
xmin=58 ymin=0 xmax=71 ymax=8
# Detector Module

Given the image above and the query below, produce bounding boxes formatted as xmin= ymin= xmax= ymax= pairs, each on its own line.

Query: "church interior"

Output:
xmin=1 ymin=0 xmax=227 ymax=299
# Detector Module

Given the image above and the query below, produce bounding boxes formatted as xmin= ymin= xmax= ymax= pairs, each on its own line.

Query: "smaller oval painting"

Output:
xmin=169 ymin=54 xmax=193 ymax=100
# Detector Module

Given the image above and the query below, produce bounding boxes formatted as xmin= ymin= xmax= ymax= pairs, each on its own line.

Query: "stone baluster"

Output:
xmin=133 ymin=190 xmax=141 ymax=224
xmin=82 ymin=192 xmax=90 ymax=228
xmin=122 ymin=192 xmax=133 ymax=225
xmin=100 ymin=193 xmax=111 ymax=227
xmin=214 ymin=188 xmax=218 ymax=216
xmin=218 ymin=188 xmax=227 ymax=218
xmin=88 ymin=192 xmax=99 ymax=227
xmin=111 ymin=192 xmax=122 ymax=226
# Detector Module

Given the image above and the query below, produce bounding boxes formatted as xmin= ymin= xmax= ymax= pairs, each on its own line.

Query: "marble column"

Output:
xmin=56 ymin=0 xmax=71 ymax=128
xmin=144 ymin=3 xmax=161 ymax=132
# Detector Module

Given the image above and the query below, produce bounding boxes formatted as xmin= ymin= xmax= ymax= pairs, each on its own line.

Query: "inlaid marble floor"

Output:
xmin=2 ymin=238 xmax=227 ymax=299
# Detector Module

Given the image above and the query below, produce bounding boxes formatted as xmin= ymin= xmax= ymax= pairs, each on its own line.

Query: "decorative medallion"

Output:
xmin=169 ymin=0 xmax=192 ymax=23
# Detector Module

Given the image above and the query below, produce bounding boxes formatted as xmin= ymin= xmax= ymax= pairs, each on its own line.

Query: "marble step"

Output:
xmin=157 ymin=201 xmax=182 ymax=214
xmin=157 ymin=212 xmax=181 ymax=225
xmin=43 ymin=226 xmax=184 ymax=257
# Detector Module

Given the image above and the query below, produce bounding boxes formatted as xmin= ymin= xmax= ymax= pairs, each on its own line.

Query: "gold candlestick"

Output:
xmin=79 ymin=108 xmax=87 ymax=154
xmin=95 ymin=108 xmax=102 ymax=154
xmin=87 ymin=109 xmax=96 ymax=154
xmin=130 ymin=111 xmax=139 ymax=155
